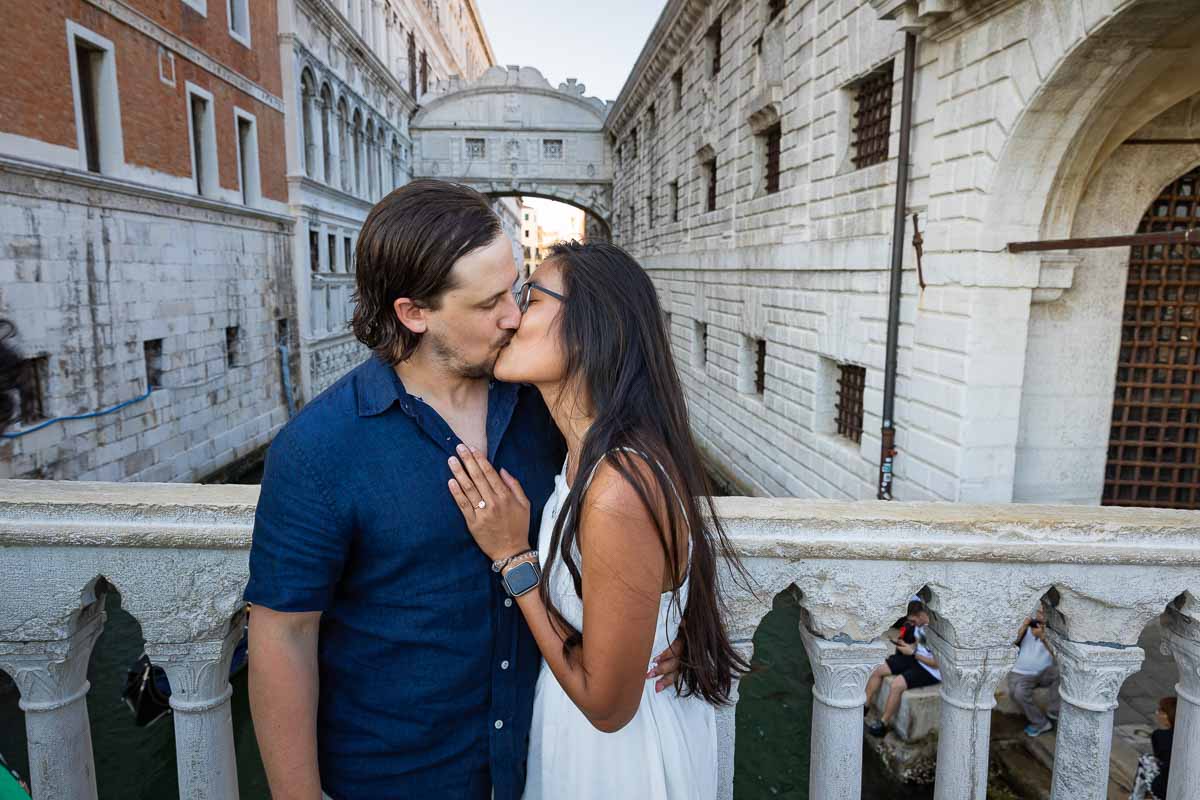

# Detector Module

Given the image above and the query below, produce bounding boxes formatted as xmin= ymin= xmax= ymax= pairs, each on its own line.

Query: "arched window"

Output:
xmin=352 ymin=109 xmax=364 ymax=196
xmin=337 ymin=97 xmax=351 ymax=192
xmin=365 ymin=119 xmax=377 ymax=199
xmin=300 ymin=70 xmax=317 ymax=179
xmin=320 ymin=84 xmax=334 ymax=184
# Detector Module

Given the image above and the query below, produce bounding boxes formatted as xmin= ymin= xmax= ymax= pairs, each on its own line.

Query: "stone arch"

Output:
xmin=411 ymin=66 xmax=613 ymax=225
xmin=336 ymin=95 xmax=351 ymax=192
xmin=300 ymin=67 xmax=319 ymax=179
xmin=351 ymin=107 xmax=364 ymax=196
xmin=319 ymin=81 xmax=334 ymax=184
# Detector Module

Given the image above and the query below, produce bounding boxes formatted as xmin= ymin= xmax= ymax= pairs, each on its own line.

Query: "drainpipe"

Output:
xmin=877 ymin=31 xmax=918 ymax=501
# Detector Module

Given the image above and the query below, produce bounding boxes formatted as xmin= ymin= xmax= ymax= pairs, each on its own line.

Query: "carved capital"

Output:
xmin=0 ymin=600 xmax=105 ymax=712
xmin=144 ymin=610 xmax=245 ymax=713
xmin=799 ymin=626 xmax=887 ymax=709
xmin=1165 ymin=606 xmax=1200 ymax=706
xmin=925 ymin=626 xmax=1016 ymax=710
xmin=1046 ymin=630 xmax=1144 ymax=713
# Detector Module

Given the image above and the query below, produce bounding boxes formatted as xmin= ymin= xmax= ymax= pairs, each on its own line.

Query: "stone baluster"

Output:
xmin=144 ymin=611 xmax=245 ymax=800
xmin=1164 ymin=605 xmax=1200 ymax=800
xmin=715 ymin=640 xmax=752 ymax=800
xmin=925 ymin=627 xmax=1016 ymax=800
xmin=0 ymin=599 xmax=105 ymax=800
xmin=1045 ymin=630 xmax=1144 ymax=800
xmin=799 ymin=628 xmax=887 ymax=800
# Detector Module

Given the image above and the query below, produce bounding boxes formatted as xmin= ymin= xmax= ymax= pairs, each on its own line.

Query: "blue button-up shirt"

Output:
xmin=245 ymin=355 xmax=564 ymax=800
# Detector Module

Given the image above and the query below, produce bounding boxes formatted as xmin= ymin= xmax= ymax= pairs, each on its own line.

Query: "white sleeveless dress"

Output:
xmin=522 ymin=454 xmax=718 ymax=800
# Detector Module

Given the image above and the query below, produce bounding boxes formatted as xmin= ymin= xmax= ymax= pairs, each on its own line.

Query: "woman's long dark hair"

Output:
xmin=539 ymin=240 xmax=749 ymax=705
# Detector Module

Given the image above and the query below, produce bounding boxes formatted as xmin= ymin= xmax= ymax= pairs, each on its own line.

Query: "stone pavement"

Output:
xmin=1116 ymin=616 xmax=1178 ymax=728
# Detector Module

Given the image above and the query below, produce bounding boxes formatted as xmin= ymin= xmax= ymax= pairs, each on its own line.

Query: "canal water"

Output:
xmin=0 ymin=461 xmax=934 ymax=799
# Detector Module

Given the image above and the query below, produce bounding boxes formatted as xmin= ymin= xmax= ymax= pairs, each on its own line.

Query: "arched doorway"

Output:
xmin=1103 ymin=166 xmax=1200 ymax=509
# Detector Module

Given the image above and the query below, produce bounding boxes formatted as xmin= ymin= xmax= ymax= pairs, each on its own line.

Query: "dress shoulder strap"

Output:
xmin=581 ymin=447 xmax=690 ymax=520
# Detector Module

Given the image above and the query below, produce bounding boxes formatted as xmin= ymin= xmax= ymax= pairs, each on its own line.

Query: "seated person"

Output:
xmin=865 ymin=601 xmax=941 ymax=737
xmin=0 ymin=320 xmax=20 ymax=435
xmin=1130 ymin=697 xmax=1174 ymax=800
xmin=1007 ymin=606 xmax=1060 ymax=737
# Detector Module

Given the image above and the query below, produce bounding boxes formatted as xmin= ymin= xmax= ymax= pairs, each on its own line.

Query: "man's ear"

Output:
xmin=393 ymin=297 xmax=428 ymax=334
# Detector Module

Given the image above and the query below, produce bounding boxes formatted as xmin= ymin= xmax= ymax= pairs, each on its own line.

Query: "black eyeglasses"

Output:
xmin=514 ymin=281 xmax=564 ymax=313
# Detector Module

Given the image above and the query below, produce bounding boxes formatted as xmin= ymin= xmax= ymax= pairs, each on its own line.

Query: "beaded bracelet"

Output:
xmin=492 ymin=548 xmax=538 ymax=573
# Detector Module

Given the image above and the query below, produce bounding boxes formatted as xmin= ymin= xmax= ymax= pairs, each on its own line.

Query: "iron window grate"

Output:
xmin=836 ymin=363 xmax=866 ymax=443
xmin=851 ymin=63 xmax=894 ymax=169
xmin=1103 ymin=166 xmax=1200 ymax=509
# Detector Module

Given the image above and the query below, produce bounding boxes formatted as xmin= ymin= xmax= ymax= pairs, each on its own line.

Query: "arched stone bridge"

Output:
xmin=411 ymin=66 xmax=613 ymax=235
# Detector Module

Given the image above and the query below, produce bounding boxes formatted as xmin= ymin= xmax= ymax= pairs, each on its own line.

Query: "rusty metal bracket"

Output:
xmin=911 ymin=212 xmax=926 ymax=289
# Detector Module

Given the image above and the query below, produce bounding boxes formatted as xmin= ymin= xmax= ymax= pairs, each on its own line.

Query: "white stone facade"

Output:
xmin=280 ymin=0 xmax=495 ymax=399
xmin=0 ymin=160 xmax=293 ymax=482
xmin=607 ymin=0 xmax=1200 ymax=507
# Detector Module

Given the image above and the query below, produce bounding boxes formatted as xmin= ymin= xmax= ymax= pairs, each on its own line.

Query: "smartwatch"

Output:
xmin=501 ymin=559 xmax=541 ymax=598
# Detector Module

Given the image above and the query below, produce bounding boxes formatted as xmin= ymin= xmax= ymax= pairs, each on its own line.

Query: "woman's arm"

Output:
xmin=449 ymin=447 xmax=670 ymax=733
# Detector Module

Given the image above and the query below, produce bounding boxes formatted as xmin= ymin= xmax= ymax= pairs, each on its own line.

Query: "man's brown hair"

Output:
xmin=351 ymin=179 xmax=502 ymax=364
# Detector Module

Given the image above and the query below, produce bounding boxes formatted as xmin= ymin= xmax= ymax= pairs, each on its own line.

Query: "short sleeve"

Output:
xmin=244 ymin=425 xmax=350 ymax=612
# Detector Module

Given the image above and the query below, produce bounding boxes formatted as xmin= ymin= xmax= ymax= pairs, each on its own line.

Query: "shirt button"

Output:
xmin=494 ymin=719 xmax=504 ymax=730
xmin=501 ymin=660 xmax=510 ymax=670
xmin=504 ymin=598 xmax=513 ymax=608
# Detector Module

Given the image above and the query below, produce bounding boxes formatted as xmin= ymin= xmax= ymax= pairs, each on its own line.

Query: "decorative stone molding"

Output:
xmin=1048 ymin=634 xmax=1144 ymax=713
xmin=1166 ymin=604 xmax=1200 ymax=706
xmin=0 ymin=599 xmax=106 ymax=800
xmin=925 ymin=629 xmax=1016 ymax=711
xmin=747 ymin=84 xmax=783 ymax=135
xmin=800 ymin=628 xmax=888 ymax=708
xmin=1164 ymin=604 xmax=1200 ymax=800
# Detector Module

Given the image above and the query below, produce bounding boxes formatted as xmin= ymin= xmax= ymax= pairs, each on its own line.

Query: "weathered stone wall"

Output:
xmin=0 ymin=160 xmax=295 ymax=481
xmin=608 ymin=0 xmax=1200 ymax=504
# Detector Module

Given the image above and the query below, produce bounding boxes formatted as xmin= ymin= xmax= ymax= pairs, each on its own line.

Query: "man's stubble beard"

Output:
xmin=425 ymin=327 xmax=511 ymax=380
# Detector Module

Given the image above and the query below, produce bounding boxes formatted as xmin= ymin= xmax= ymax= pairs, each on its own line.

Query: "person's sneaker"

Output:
xmin=1024 ymin=720 xmax=1053 ymax=737
xmin=866 ymin=720 xmax=888 ymax=737
xmin=1047 ymin=710 xmax=1059 ymax=722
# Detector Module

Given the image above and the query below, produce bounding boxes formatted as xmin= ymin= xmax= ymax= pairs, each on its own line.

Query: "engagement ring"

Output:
xmin=477 ymin=500 xmax=487 ymax=509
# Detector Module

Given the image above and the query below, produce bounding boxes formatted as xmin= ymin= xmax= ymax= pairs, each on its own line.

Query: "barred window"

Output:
xmin=17 ymin=356 xmax=48 ymax=425
xmin=672 ymin=68 xmax=683 ymax=112
xmin=631 ymin=127 xmax=639 ymax=159
xmin=543 ymin=139 xmax=563 ymax=159
xmin=850 ymin=62 xmax=894 ymax=169
xmin=703 ymin=156 xmax=717 ymax=212
xmin=755 ymin=339 xmax=767 ymax=394
xmin=763 ymin=123 xmax=782 ymax=194
xmin=670 ymin=181 xmax=680 ymax=222
xmin=646 ymin=194 xmax=654 ymax=228
xmin=465 ymin=138 xmax=486 ymax=159
xmin=836 ymin=364 xmax=866 ymax=443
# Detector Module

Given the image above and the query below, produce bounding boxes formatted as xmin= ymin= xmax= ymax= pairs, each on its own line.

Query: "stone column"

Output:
xmin=925 ymin=628 xmax=1016 ymax=800
xmin=799 ymin=628 xmax=887 ymax=800
xmin=0 ymin=601 xmax=105 ymax=800
xmin=309 ymin=95 xmax=327 ymax=184
xmin=145 ymin=612 xmax=245 ymax=800
xmin=715 ymin=640 xmax=752 ymax=800
xmin=1045 ymin=631 xmax=1144 ymax=800
xmin=1164 ymin=606 xmax=1200 ymax=800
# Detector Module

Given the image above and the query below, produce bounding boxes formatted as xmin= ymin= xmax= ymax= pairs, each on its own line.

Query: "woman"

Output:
xmin=1130 ymin=696 xmax=1175 ymax=800
xmin=445 ymin=241 xmax=747 ymax=799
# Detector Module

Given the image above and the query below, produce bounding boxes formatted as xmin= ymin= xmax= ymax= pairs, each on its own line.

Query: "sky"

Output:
xmin=474 ymin=0 xmax=667 ymax=104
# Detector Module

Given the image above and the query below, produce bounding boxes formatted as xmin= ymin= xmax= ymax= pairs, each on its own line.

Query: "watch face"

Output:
xmin=504 ymin=561 xmax=540 ymax=597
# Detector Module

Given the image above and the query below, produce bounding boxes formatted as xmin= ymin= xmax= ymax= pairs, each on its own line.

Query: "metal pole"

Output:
xmin=1007 ymin=227 xmax=1196 ymax=253
xmin=878 ymin=31 xmax=917 ymax=501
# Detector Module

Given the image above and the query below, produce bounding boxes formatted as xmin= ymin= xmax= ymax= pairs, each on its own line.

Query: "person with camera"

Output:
xmin=1007 ymin=606 xmax=1060 ymax=737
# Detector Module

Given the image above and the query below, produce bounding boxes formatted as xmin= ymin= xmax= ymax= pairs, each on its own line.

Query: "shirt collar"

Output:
xmin=356 ymin=354 xmax=412 ymax=417
xmin=355 ymin=354 xmax=521 ymax=421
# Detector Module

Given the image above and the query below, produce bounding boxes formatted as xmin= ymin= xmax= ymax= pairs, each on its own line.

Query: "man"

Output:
xmin=1007 ymin=606 xmax=1060 ymax=737
xmin=245 ymin=180 xmax=679 ymax=800
xmin=865 ymin=600 xmax=940 ymax=737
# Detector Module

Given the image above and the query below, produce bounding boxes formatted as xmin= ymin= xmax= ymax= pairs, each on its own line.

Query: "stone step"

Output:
xmin=995 ymin=742 xmax=1051 ymax=800
xmin=1016 ymin=729 xmax=1127 ymax=800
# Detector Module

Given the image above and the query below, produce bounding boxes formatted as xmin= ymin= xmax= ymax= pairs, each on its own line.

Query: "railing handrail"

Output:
xmin=1 ymin=480 xmax=1197 ymax=563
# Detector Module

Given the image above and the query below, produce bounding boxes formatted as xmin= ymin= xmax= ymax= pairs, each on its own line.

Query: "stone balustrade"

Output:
xmin=0 ymin=480 xmax=1197 ymax=800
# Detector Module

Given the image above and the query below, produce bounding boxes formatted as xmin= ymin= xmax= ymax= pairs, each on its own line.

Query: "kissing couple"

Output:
xmin=245 ymin=179 xmax=747 ymax=799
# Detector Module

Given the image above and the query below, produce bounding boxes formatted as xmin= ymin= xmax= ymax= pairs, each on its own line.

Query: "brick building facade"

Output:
xmin=0 ymin=0 xmax=295 ymax=481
